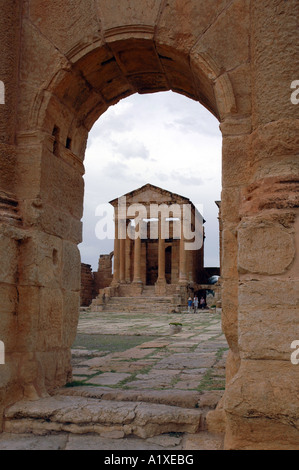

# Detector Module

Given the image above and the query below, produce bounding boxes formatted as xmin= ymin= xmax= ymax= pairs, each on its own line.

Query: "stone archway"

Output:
xmin=0 ymin=0 xmax=298 ymax=450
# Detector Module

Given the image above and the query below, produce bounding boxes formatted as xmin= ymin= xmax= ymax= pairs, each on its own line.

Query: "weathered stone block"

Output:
xmin=29 ymin=0 xmax=100 ymax=56
xmin=18 ymin=231 xmax=63 ymax=288
xmin=238 ymin=219 xmax=295 ymax=275
xmin=0 ymin=284 xmax=18 ymax=349
xmin=0 ymin=234 xmax=18 ymax=285
xmin=62 ymin=290 xmax=80 ymax=349
xmin=224 ymin=359 xmax=299 ymax=449
xmin=37 ymin=288 xmax=64 ymax=350
xmin=220 ymin=228 xmax=238 ymax=279
xmin=62 ymin=241 xmax=81 ymax=292
xmin=157 ymin=0 xmax=232 ymax=54
xmin=222 ymin=134 xmax=252 ymax=188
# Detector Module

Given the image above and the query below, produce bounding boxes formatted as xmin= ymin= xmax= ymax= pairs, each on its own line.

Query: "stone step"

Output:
xmin=4 ymin=395 xmax=202 ymax=439
xmin=102 ymin=295 xmax=177 ymax=313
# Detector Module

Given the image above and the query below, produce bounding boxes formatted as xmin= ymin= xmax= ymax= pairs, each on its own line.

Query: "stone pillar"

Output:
xmin=179 ymin=207 xmax=188 ymax=285
xmin=133 ymin=222 xmax=143 ymax=293
xmin=125 ymin=221 xmax=131 ymax=283
xmin=223 ymin=0 xmax=299 ymax=450
xmin=112 ymin=211 xmax=120 ymax=285
xmin=156 ymin=216 xmax=166 ymax=294
xmin=0 ymin=0 xmax=25 ymax=429
xmin=119 ymin=217 xmax=126 ymax=284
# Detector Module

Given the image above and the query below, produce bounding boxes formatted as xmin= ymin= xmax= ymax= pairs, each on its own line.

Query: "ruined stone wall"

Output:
xmin=80 ymin=263 xmax=95 ymax=307
xmin=94 ymin=254 xmax=113 ymax=293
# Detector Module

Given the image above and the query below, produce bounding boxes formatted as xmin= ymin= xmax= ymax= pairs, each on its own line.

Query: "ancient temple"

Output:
xmin=91 ymin=183 xmax=211 ymax=312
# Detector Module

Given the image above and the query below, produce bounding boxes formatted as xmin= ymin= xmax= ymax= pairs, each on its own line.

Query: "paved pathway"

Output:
xmin=0 ymin=308 xmax=228 ymax=450
xmin=71 ymin=308 xmax=228 ymax=394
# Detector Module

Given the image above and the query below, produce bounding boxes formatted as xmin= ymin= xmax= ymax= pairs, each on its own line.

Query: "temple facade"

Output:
xmin=91 ymin=184 xmax=213 ymax=311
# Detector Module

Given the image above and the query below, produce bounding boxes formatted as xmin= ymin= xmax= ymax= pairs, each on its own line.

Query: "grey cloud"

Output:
xmin=112 ymin=139 xmax=150 ymax=160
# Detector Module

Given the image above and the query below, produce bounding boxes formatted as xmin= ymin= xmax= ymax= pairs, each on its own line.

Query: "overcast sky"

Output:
xmin=79 ymin=91 xmax=222 ymax=272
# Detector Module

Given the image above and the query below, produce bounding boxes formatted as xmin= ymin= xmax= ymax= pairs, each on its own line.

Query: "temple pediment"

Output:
xmin=109 ymin=183 xmax=191 ymax=208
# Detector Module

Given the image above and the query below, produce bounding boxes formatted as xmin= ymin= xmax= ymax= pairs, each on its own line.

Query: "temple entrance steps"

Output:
xmin=100 ymin=294 xmax=176 ymax=314
xmin=92 ymin=284 xmax=182 ymax=314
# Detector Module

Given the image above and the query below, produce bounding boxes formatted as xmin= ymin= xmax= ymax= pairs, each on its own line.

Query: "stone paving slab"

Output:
xmin=85 ymin=372 xmax=131 ymax=386
xmin=1 ymin=310 xmax=227 ymax=450
xmin=68 ymin=311 xmax=228 ymax=394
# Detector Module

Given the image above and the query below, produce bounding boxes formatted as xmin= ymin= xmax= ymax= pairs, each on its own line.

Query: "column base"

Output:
xmin=132 ymin=280 xmax=143 ymax=295
xmin=155 ymin=279 xmax=167 ymax=295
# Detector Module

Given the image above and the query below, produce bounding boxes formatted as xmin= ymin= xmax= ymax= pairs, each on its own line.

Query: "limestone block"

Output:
xmin=0 ymin=145 xmax=17 ymax=195
xmin=14 ymin=286 xmax=40 ymax=351
xmin=62 ymin=241 xmax=81 ymax=292
xmin=224 ymin=349 xmax=240 ymax=385
xmin=38 ymin=206 xmax=82 ymax=245
xmin=15 ymin=140 xmax=43 ymax=200
xmin=250 ymin=121 xmax=299 ymax=181
xmin=29 ymin=0 xmax=101 ymax=57
xmin=222 ymin=134 xmax=252 ymax=188
xmin=238 ymin=219 xmax=295 ymax=275
xmin=0 ymin=284 xmax=18 ymax=349
xmin=224 ymin=359 xmax=299 ymax=449
xmin=239 ymin=279 xmax=299 ymax=360
xmin=37 ymin=350 xmax=72 ymax=391
xmin=156 ymin=0 xmax=231 ymax=54
xmin=18 ymin=231 xmax=63 ymax=288
xmin=221 ymin=280 xmax=238 ymax=352
xmin=251 ymin=0 xmax=299 ymax=127
xmin=98 ymin=0 xmax=160 ymax=38
xmin=19 ymin=352 xmax=39 ymax=386
xmin=221 ymin=228 xmax=238 ymax=279
xmin=41 ymin=149 xmax=84 ymax=220
xmin=20 ymin=20 xmax=68 ymax=88
xmin=220 ymin=187 xmax=240 ymax=225
xmin=0 ymin=233 xmax=18 ymax=285
xmin=195 ymin=0 xmax=250 ymax=72
xmin=62 ymin=291 xmax=80 ymax=349
xmin=37 ymin=288 xmax=64 ymax=350
xmin=239 ymin=306 xmax=299 ymax=361
xmin=227 ymin=63 xmax=251 ymax=117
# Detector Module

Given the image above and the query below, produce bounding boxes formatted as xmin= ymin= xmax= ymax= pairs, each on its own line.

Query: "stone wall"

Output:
xmin=94 ymin=254 xmax=113 ymax=294
xmin=0 ymin=0 xmax=298 ymax=449
xmin=80 ymin=255 xmax=113 ymax=307
xmin=80 ymin=263 xmax=95 ymax=307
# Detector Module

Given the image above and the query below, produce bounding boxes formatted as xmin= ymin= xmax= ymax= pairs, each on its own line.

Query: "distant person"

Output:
xmin=200 ymin=296 xmax=206 ymax=310
xmin=193 ymin=296 xmax=199 ymax=313
xmin=187 ymin=297 xmax=193 ymax=313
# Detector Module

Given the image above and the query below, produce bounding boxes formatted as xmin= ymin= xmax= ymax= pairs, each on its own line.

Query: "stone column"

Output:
xmin=179 ymin=207 xmax=188 ymax=285
xmin=133 ymin=222 xmax=143 ymax=292
xmin=112 ymin=211 xmax=120 ymax=285
xmin=156 ymin=216 xmax=167 ymax=294
xmin=119 ymin=217 xmax=126 ymax=283
xmin=125 ymin=220 xmax=131 ymax=283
